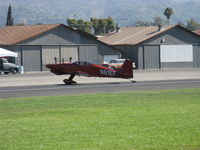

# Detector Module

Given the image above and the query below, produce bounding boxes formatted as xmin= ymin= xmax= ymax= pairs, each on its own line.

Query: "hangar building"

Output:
xmin=99 ymin=25 xmax=200 ymax=69
xmin=0 ymin=24 xmax=120 ymax=71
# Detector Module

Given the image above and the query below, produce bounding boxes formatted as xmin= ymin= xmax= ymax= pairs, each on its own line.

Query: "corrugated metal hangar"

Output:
xmin=99 ymin=25 xmax=200 ymax=69
xmin=0 ymin=24 xmax=120 ymax=71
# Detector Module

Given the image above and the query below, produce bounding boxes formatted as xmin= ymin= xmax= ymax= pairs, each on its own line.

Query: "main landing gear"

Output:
xmin=63 ymin=73 xmax=77 ymax=85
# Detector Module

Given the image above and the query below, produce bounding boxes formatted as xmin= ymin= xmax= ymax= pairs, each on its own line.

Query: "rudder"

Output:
xmin=117 ymin=59 xmax=133 ymax=78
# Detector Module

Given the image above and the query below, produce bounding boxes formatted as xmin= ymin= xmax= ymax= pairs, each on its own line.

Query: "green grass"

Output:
xmin=0 ymin=89 xmax=200 ymax=150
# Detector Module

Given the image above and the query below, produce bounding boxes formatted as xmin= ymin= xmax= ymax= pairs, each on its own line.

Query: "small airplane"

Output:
xmin=46 ymin=59 xmax=133 ymax=84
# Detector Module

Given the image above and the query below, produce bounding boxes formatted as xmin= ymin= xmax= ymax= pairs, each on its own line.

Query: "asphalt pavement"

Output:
xmin=0 ymin=69 xmax=200 ymax=98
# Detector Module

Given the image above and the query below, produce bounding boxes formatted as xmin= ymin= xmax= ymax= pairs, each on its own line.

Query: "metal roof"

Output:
xmin=194 ymin=30 xmax=200 ymax=35
xmin=0 ymin=23 xmax=99 ymax=46
xmin=0 ymin=24 xmax=61 ymax=45
xmin=98 ymin=25 xmax=177 ymax=45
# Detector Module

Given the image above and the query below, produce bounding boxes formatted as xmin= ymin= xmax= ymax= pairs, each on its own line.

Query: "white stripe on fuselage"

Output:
xmin=100 ymin=69 xmax=116 ymax=76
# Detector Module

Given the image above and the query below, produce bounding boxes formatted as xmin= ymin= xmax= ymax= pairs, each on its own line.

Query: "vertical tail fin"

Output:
xmin=117 ymin=59 xmax=133 ymax=78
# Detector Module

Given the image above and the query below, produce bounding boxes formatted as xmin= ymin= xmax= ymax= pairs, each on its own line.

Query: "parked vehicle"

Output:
xmin=102 ymin=59 xmax=135 ymax=70
xmin=0 ymin=58 xmax=20 ymax=74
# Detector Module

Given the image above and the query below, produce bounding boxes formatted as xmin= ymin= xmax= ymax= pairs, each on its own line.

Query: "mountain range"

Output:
xmin=0 ymin=0 xmax=200 ymax=26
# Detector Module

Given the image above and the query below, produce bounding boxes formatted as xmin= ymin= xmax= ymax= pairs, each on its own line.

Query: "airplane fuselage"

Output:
xmin=46 ymin=63 xmax=132 ymax=78
xmin=46 ymin=59 xmax=133 ymax=84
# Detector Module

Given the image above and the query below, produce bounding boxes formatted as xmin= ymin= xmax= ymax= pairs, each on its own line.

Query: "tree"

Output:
xmin=90 ymin=17 xmax=99 ymax=35
xmin=82 ymin=21 xmax=93 ymax=33
xmin=105 ymin=17 xmax=115 ymax=33
xmin=134 ymin=21 xmax=151 ymax=27
xmin=163 ymin=7 xmax=173 ymax=25
xmin=67 ymin=18 xmax=78 ymax=29
xmin=6 ymin=5 xmax=14 ymax=26
xmin=67 ymin=17 xmax=115 ymax=35
xmin=133 ymin=17 xmax=167 ymax=27
xmin=90 ymin=17 xmax=115 ymax=35
xmin=186 ymin=19 xmax=200 ymax=31
xmin=152 ymin=17 xmax=167 ymax=26
xmin=67 ymin=18 xmax=92 ymax=33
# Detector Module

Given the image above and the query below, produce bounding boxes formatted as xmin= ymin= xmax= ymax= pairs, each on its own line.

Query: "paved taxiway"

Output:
xmin=0 ymin=69 xmax=200 ymax=98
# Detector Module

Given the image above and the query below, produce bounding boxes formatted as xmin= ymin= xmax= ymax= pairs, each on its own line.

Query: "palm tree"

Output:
xmin=164 ymin=7 xmax=173 ymax=25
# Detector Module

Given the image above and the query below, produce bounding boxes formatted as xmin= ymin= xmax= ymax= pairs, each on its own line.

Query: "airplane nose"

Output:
xmin=46 ymin=64 xmax=51 ymax=68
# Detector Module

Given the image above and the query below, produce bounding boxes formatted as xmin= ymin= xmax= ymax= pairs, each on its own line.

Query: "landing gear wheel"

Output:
xmin=63 ymin=73 xmax=76 ymax=85
xmin=63 ymin=79 xmax=77 ymax=85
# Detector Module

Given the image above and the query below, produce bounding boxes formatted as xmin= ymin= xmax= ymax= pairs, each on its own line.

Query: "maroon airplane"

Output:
xmin=46 ymin=59 xmax=133 ymax=84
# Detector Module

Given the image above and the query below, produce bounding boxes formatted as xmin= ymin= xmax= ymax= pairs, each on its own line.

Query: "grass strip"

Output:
xmin=0 ymin=89 xmax=200 ymax=150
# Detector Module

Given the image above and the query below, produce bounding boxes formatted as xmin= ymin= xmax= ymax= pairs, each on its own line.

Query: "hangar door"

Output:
xmin=79 ymin=45 xmax=98 ymax=63
xmin=160 ymin=45 xmax=193 ymax=68
xmin=61 ymin=46 xmax=78 ymax=63
xmin=144 ymin=45 xmax=160 ymax=69
xmin=15 ymin=50 xmax=22 ymax=66
xmin=23 ymin=46 xmax=41 ymax=71
xmin=193 ymin=45 xmax=200 ymax=68
xmin=42 ymin=46 xmax=59 ymax=71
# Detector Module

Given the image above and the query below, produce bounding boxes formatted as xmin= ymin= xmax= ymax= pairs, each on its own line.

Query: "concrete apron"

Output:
xmin=0 ymin=69 xmax=200 ymax=87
